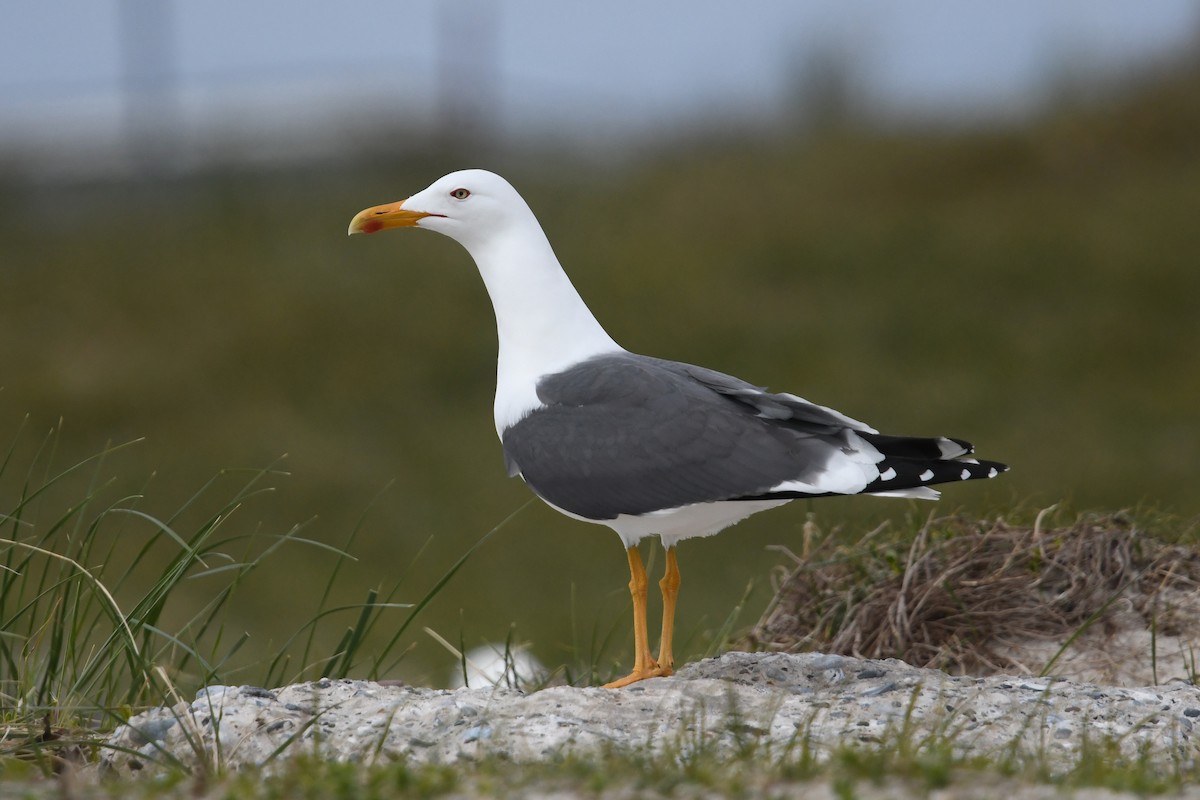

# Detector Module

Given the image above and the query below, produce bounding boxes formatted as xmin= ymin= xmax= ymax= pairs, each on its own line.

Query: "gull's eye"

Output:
xmin=450 ymin=188 xmax=470 ymax=200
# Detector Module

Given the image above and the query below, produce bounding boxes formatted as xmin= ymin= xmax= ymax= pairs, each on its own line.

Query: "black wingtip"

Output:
xmin=974 ymin=459 xmax=1009 ymax=478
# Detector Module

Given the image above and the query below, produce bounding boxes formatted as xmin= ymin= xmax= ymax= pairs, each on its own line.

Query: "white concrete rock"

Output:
xmin=101 ymin=652 xmax=1200 ymax=775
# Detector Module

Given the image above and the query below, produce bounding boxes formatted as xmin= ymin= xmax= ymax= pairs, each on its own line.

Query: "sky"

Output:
xmin=2 ymin=2 xmax=1198 ymax=173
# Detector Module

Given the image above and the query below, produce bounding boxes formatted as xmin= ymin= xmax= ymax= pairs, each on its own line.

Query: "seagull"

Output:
xmin=348 ymin=169 xmax=1007 ymax=688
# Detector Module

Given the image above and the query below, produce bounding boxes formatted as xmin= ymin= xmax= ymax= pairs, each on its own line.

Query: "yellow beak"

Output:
xmin=347 ymin=200 xmax=437 ymax=235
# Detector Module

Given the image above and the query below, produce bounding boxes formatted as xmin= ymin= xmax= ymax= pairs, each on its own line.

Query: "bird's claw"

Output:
xmin=601 ymin=662 xmax=674 ymax=689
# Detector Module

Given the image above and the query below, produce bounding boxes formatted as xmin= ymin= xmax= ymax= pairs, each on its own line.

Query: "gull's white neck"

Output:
xmin=456 ymin=218 xmax=623 ymax=435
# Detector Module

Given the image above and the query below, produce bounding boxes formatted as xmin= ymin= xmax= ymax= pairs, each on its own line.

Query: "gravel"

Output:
xmin=100 ymin=652 xmax=1200 ymax=775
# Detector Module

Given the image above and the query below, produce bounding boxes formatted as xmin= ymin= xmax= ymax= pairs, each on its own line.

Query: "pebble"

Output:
xmin=462 ymin=725 xmax=492 ymax=743
xmin=809 ymin=654 xmax=845 ymax=671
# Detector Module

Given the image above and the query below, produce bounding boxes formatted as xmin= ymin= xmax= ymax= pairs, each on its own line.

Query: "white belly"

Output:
xmin=542 ymin=497 xmax=792 ymax=549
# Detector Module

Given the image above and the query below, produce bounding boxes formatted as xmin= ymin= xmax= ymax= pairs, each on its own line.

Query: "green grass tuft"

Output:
xmin=0 ymin=422 xmax=520 ymax=775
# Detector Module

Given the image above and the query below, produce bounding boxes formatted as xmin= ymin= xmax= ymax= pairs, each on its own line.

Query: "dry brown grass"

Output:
xmin=744 ymin=511 xmax=1200 ymax=676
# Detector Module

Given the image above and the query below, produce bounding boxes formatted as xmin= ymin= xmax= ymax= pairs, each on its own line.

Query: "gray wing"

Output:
xmin=500 ymin=353 xmax=855 ymax=520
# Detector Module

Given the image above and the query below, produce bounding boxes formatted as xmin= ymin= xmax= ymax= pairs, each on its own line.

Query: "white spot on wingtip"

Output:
xmin=960 ymin=468 xmax=971 ymax=480
xmin=880 ymin=467 xmax=897 ymax=481
xmin=988 ymin=467 xmax=998 ymax=478
xmin=919 ymin=469 xmax=934 ymax=481
xmin=939 ymin=438 xmax=971 ymax=458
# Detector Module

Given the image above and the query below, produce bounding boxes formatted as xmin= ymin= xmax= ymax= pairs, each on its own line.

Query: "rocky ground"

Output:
xmin=102 ymin=652 xmax=1200 ymax=778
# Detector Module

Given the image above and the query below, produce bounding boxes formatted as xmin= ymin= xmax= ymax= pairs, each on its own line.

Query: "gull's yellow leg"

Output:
xmin=656 ymin=546 xmax=681 ymax=675
xmin=602 ymin=545 xmax=669 ymax=688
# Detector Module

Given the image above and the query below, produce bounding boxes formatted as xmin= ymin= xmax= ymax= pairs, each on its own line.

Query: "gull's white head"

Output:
xmin=347 ymin=167 xmax=622 ymax=418
xmin=347 ymin=169 xmax=536 ymax=252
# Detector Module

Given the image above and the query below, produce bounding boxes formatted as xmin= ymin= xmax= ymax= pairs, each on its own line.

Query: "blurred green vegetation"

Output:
xmin=2 ymin=61 xmax=1198 ymax=686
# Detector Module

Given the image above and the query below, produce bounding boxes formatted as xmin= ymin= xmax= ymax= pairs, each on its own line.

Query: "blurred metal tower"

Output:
xmin=118 ymin=0 xmax=179 ymax=176
xmin=436 ymin=0 xmax=500 ymax=154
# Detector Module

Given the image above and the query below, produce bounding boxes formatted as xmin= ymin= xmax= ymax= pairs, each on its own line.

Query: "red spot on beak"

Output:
xmin=361 ymin=219 xmax=384 ymax=234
